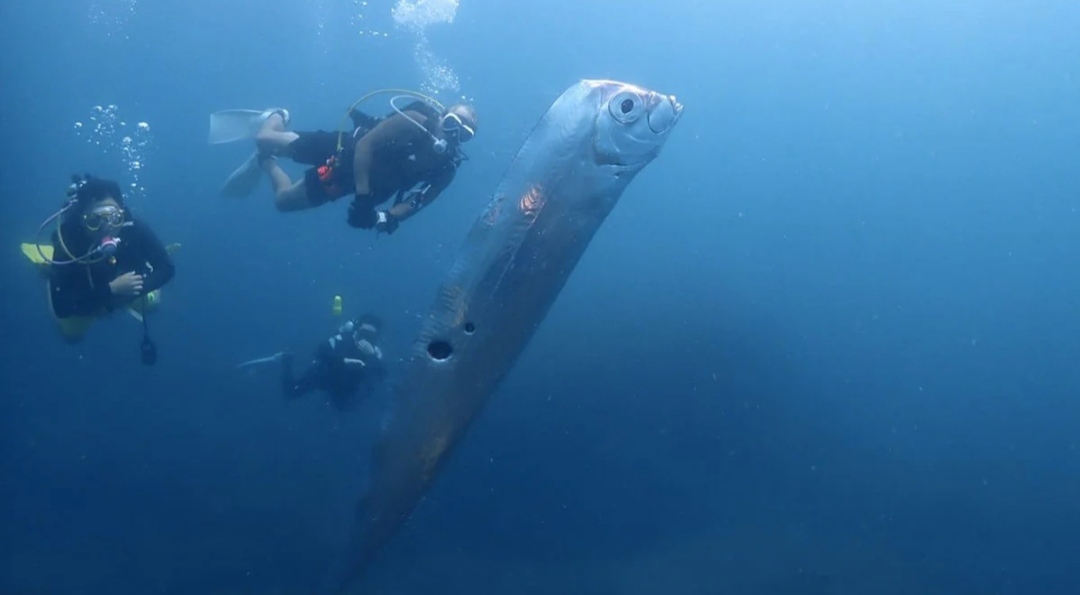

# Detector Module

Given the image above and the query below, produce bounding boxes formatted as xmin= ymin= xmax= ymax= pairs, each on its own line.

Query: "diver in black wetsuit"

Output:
xmin=40 ymin=175 xmax=175 ymax=357
xmin=222 ymin=98 xmax=478 ymax=235
xmin=280 ymin=314 xmax=388 ymax=410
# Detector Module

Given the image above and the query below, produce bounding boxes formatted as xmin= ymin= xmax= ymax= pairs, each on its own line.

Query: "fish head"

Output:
xmin=586 ymin=79 xmax=683 ymax=170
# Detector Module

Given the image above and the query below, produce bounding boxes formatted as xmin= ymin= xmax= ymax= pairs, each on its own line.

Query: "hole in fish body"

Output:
xmin=428 ymin=340 xmax=453 ymax=361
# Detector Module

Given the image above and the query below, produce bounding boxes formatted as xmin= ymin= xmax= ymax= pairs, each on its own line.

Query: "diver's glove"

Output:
xmin=374 ymin=211 xmax=399 ymax=235
xmin=347 ymin=198 xmax=377 ymax=229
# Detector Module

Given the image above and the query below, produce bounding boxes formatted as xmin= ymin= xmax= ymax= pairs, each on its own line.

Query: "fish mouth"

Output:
xmin=648 ymin=94 xmax=683 ymax=134
xmin=597 ymin=154 xmax=648 ymax=169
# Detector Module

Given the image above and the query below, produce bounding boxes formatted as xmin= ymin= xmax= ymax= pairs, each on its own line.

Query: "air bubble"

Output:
xmin=391 ymin=0 xmax=462 ymax=97
xmin=73 ymin=104 xmax=153 ymax=201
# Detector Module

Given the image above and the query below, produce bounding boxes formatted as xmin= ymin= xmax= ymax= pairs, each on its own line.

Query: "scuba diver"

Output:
xmin=210 ymin=91 xmax=478 ymax=236
xmin=237 ymin=315 xmax=388 ymax=411
xmin=24 ymin=174 xmax=175 ymax=364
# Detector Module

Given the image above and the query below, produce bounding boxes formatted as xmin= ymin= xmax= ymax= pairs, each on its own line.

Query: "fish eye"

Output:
xmin=608 ymin=91 xmax=644 ymax=123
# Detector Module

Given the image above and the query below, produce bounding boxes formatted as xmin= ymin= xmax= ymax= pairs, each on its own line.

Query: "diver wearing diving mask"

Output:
xmin=217 ymin=93 xmax=478 ymax=236
xmin=40 ymin=174 xmax=176 ymax=348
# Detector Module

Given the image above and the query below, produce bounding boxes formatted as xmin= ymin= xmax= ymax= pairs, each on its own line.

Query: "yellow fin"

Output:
xmin=56 ymin=315 xmax=97 ymax=342
xmin=21 ymin=243 xmax=53 ymax=266
xmin=23 ymin=242 xmax=178 ymax=262
xmin=44 ymin=279 xmax=97 ymax=342
xmin=126 ymin=289 xmax=163 ymax=322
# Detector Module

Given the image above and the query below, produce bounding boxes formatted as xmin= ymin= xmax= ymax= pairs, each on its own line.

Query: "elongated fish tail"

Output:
xmin=321 ymin=534 xmax=372 ymax=595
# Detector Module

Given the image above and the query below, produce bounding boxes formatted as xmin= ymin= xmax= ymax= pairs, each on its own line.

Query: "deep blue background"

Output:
xmin=2 ymin=0 xmax=1080 ymax=593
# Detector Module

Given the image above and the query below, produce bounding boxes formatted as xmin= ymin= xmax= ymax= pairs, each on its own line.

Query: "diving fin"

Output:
xmin=220 ymin=151 xmax=266 ymax=198
xmin=24 ymin=242 xmax=179 ymax=261
xmin=21 ymin=243 xmax=53 ymax=266
xmin=125 ymin=289 xmax=163 ymax=323
xmin=207 ymin=108 xmax=290 ymax=145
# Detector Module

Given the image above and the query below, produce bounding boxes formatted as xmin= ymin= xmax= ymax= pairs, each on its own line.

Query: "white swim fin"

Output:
xmin=236 ymin=352 xmax=286 ymax=370
xmin=220 ymin=151 xmax=266 ymax=198
xmin=208 ymin=108 xmax=290 ymax=144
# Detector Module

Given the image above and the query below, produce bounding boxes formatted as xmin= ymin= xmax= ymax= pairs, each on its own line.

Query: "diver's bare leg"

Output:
xmin=220 ymin=111 xmax=296 ymax=199
xmin=263 ymin=160 xmax=316 ymax=212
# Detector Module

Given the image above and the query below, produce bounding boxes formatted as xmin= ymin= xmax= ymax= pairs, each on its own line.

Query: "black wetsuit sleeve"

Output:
xmin=423 ymin=165 xmax=456 ymax=202
xmin=388 ymin=165 xmax=456 ymax=223
xmin=129 ymin=221 xmax=175 ymax=292
xmin=366 ymin=358 xmax=389 ymax=382
xmin=48 ymin=234 xmax=111 ymax=318
xmin=315 ymin=339 xmax=340 ymax=362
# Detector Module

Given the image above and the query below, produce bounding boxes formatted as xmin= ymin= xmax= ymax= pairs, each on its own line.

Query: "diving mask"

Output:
xmin=84 ymin=206 xmax=125 ymax=231
xmin=441 ymin=112 xmax=475 ymax=143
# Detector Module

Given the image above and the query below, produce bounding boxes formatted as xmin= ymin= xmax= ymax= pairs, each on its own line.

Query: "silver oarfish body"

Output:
xmin=331 ymin=78 xmax=683 ymax=591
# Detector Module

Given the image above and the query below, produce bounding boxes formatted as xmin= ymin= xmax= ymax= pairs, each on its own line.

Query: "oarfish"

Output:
xmin=331 ymin=78 xmax=683 ymax=592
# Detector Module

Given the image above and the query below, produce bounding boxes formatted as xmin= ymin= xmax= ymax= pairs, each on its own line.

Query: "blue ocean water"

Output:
xmin=1 ymin=0 xmax=1079 ymax=593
